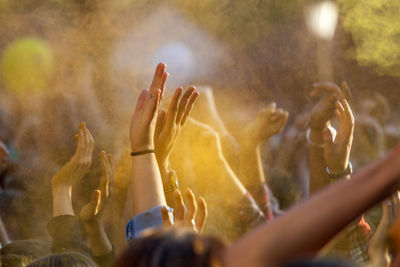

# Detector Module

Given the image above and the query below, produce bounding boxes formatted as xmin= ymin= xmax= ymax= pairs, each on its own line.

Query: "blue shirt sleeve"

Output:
xmin=126 ymin=205 xmax=174 ymax=242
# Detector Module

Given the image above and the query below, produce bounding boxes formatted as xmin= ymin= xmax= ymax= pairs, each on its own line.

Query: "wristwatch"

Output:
xmin=163 ymin=170 xmax=179 ymax=193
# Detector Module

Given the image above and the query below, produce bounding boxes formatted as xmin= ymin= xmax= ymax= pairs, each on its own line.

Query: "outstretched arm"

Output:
xmin=225 ymin=141 xmax=400 ymax=267
xmin=239 ymin=103 xmax=288 ymax=216
xmin=308 ymin=82 xmax=351 ymax=194
xmin=127 ymin=63 xmax=168 ymax=216
xmin=51 ymin=122 xmax=95 ymax=217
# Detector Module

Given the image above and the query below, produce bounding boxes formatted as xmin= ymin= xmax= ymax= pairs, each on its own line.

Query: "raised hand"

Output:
xmin=155 ymin=86 xmax=199 ymax=168
xmin=241 ymin=103 xmax=289 ymax=146
xmin=310 ymin=81 xmax=351 ymax=130
xmin=51 ymin=122 xmax=95 ymax=189
xmin=161 ymin=188 xmax=207 ymax=233
xmin=80 ymin=150 xmax=114 ymax=224
xmin=130 ymin=63 xmax=168 ymax=152
xmin=323 ymin=99 xmax=354 ymax=174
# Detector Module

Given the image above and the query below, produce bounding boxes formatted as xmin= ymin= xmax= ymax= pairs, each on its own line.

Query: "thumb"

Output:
xmin=323 ymin=127 xmax=334 ymax=153
xmin=89 ymin=189 xmax=102 ymax=216
xmin=155 ymin=110 xmax=166 ymax=138
xmin=161 ymin=206 xmax=173 ymax=228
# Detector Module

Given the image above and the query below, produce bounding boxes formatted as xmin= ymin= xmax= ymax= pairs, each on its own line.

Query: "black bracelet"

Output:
xmin=130 ymin=149 xmax=155 ymax=157
xmin=326 ymin=162 xmax=353 ymax=179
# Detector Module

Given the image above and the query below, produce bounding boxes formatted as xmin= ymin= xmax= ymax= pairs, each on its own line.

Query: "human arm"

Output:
xmin=48 ymin=122 xmax=94 ymax=253
xmin=127 ymin=63 xmax=168 ymax=216
xmin=239 ymin=103 xmax=288 ymax=216
xmin=308 ymin=82 xmax=351 ymax=193
xmin=225 ymin=141 xmax=400 ymax=267
xmin=79 ymin=150 xmax=114 ymax=260
xmin=51 ymin=121 xmax=95 ymax=217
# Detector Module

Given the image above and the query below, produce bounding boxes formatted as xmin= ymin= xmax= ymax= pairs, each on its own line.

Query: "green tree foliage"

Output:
xmin=338 ymin=0 xmax=400 ymax=76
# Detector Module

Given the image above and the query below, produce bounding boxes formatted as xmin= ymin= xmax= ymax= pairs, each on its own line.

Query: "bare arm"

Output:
xmin=225 ymin=143 xmax=400 ymax=267
xmin=127 ymin=63 xmax=168 ymax=216
xmin=51 ymin=122 xmax=95 ymax=217
xmin=308 ymin=82 xmax=351 ymax=194
xmin=239 ymin=103 xmax=289 ymax=189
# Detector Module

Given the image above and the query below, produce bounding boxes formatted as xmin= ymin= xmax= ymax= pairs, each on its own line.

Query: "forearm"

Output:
xmin=84 ymin=221 xmax=113 ymax=257
xmin=309 ymin=128 xmax=331 ymax=194
xmin=226 ymin=152 xmax=400 ymax=267
xmin=214 ymin=155 xmax=248 ymax=205
xmin=52 ymin=185 xmax=74 ymax=216
xmin=240 ymin=144 xmax=265 ymax=189
xmin=129 ymin=153 xmax=166 ymax=216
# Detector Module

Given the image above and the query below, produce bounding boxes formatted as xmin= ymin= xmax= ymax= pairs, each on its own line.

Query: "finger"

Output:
xmin=106 ymin=153 xmax=114 ymax=193
xmin=135 ymin=89 xmax=149 ymax=113
xmin=185 ymin=188 xmax=197 ymax=223
xmin=76 ymin=128 xmax=85 ymax=155
xmin=195 ymin=197 xmax=207 ymax=232
xmin=340 ymin=99 xmax=355 ymax=125
xmin=176 ymin=87 xmax=195 ymax=123
xmin=161 ymin=206 xmax=173 ymax=228
xmin=263 ymin=102 xmax=277 ymax=119
xmin=310 ymin=87 xmax=322 ymax=98
xmin=341 ymin=81 xmax=352 ymax=101
xmin=158 ymin=71 xmax=169 ymax=98
xmin=335 ymin=109 xmax=342 ymax=121
xmin=313 ymin=82 xmax=343 ymax=99
xmin=144 ymin=89 xmax=161 ymax=122
xmin=181 ymin=90 xmax=199 ymax=125
xmin=83 ymin=124 xmax=95 ymax=157
xmin=323 ymin=127 xmax=334 ymax=153
xmin=150 ymin=63 xmax=166 ymax=93
xmin=107 ymin=153 xmax=113 ymax=172
xmin=173 ymin=190 xmax=185 ymax=221
xmin=335 ymin=101 xmax=345 ymax=114
xmin=155 ymin=109 xmax=166 ymax=140
xmin=90 ymin=189 xmax=102 ymax=216
xmin=165 ymin=88 xmax=183 ymax=129
xmin=99 ymin=151 xmax=110 ymax=199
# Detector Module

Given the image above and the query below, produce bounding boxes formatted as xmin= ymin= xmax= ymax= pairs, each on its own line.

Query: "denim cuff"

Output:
xmin=126 ymin=205 xmax=173 ymax=242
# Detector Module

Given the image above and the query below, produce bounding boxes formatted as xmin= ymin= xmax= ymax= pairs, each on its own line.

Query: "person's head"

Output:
xmin=114 ymin=228 xmax=226 ymax=267
xmin=27 ymin=252 xmax=97 ymax=267
xmin=0 ymin=239 xmax=51 ymax=259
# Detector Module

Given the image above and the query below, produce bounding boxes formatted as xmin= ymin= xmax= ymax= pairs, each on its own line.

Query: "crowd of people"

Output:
xmin=1 ymin=62 xmax=400 ymax=267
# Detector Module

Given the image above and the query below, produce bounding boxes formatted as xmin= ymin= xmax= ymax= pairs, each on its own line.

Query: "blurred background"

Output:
xmin=1 ymin=0 xmax=400 ymax=129
xmin=0 ymin=0 xmax=400 ymax=240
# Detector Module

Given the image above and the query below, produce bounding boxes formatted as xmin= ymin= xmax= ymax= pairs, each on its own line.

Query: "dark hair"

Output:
xmin=283 ymin=258 xmax=358 ymax=267
xmin=0 ymin=254 xmax=32 ymax=267
xmin=114 ymin=228 xmax=226 ymax=267
xmin=27 ymin=252 xmax=97 ymax=267
xmin=0 ymin=239 xmax=51 ymax=259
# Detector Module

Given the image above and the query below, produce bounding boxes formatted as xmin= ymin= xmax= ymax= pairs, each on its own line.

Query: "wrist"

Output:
xmin=84 ymin=218 xmax=102 ymax=231
xmin=52 ymin=184 xmax=72 ymax=196
xmin=130 ymin=143 xmax=154 ymax=152
xmin=309 ymin=120 xmax=329 ymax=131
xmin=326 ymin=161 xmax=352 ymax=179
